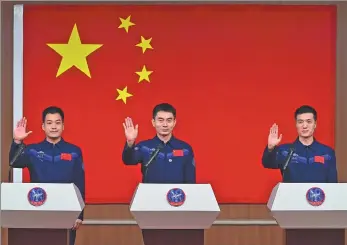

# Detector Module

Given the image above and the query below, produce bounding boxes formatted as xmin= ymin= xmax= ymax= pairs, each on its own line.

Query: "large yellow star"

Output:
xmin=135 ymin=65 xmax=153 ymax=83
xmin=116 ymin=86 xmax=133 ymax=104
xmin=135 ymin=36 xmax=153 ymax=53
xmin=47 ymin=24 xmax=103 ymax=78
xmin=118 ymin=15 xmax=135 ymax=33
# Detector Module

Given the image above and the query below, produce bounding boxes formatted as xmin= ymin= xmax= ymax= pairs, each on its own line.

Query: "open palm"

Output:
xmin=268 ymin=123 xmax=282 ymax=149
xmin=123 ymin=117 xmax=138 ymax=142
xmin=14 ymin=117 xmax=32 ymax=141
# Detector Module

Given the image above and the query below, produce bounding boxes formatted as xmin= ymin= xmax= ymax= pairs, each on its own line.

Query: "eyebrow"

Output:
xmin=158 ymin=117 xmax=173 ymax=119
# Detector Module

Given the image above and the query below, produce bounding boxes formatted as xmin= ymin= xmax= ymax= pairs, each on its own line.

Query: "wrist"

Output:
xmin=13 ymin=139 xmax=22 ymax=144
xmin=267 ymin=145 xmax=275 ymax=151
xmin=127 ymin=140 xmax=135 ymax=147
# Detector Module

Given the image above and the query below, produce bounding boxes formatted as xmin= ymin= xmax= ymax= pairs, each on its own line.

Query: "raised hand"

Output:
xmin=123 ymin=117 xmax=138 ymax=145
xmin=268 ymin=123 xmax=282 ymax=150
xmin=13 ymin=117 xmax=32 ymax=142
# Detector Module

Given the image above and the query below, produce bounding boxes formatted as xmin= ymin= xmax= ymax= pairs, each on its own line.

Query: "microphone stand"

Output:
xmin=143 ymin=144 xmax=163 ymax=183
xmin=8 ymin=143 xmax=25 ymax=183
xmin=282 ymin=147 xmax=294 ymax=183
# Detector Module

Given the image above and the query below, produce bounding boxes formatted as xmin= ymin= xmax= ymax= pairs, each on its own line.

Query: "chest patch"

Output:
xmin=36 ymin=151 xmax=45 ymax=161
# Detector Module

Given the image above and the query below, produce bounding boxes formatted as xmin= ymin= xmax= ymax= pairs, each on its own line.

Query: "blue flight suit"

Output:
xmin=262 ymin=138 xmax=338 ymax=183
xmin=122 ymin=135 xmax=196 ymax=183
xmin=9 ymin=138 xmax=85 ymax=245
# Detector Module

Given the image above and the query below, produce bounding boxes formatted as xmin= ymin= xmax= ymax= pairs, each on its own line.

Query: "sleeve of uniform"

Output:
xmin=261 ymin=146 xmax=280 ymax=169
xmin=122 ymin=142 xmax=143 ymax=165
xmin=74 ymin=148 xmax=85 ymax=220
xmin=327 ymin=149 xmax=338 ymax=183
xmin=9 ymin=140 xmax=30 ymax=168
xmin=184 ymin=146 xmax=196 ymax=183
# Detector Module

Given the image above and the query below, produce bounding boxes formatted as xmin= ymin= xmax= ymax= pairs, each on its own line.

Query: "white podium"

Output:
xmin=130 ymin=183 xmax=220 ymax=245
xmin=267 ymin=183 xmax=346 ymax=245
xmin=1 ymin=182 xmax=85 ymax=245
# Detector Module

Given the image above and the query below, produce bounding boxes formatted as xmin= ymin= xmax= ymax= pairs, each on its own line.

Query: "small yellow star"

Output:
xmin=116 ymin=86 xmax=133 ymax=104
xmin=135 ymin=65 xmax=153 ymax=83
xmin=135 ymin=36 xmax=153 ymax=53
xmin=47 ymin=23 xmax=103 ymax=78
xmin=118 ymin=15 xmax=135 ymax=33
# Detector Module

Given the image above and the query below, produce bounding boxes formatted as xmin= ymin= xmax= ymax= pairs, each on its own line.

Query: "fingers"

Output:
xmin=72 ymin=220 xmax=82 ymax=230
xmin=72 ymin=223 xmax=78 ymax=230
xmin=278 ymin=134 xmax=283 ymax=142
xmin=125 ymin=118 xmax=129 ymax=128
xmin=18 ymin=118 xmax=22 ymax=127
xmin=23 ymin=118 xmax=27 ymax=128
xmin=17 ymin=117 xmax=28 ymax=128
xmin=73 ymin=223 xmax=80 ymax=230
xmin=270 ymin=123 xmax=278 ymax=135
xmin=124 ymin=117 xmax=134 ymax=128
xmin=18 ymin=118 xmax=24 ymax=128
xmin=128 ymin=117 xmax=133 ymax=127
xmin=26 ymin=131 xmax=33 ymax=136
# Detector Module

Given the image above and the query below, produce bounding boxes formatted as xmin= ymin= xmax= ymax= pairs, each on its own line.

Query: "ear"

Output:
xmin=151 ymin=119 xmax=155 ymax=127
xmin=41 ymin=123 xmax=45 ymax=131
xmin=62 ymin=123 xmax=65 ymax=131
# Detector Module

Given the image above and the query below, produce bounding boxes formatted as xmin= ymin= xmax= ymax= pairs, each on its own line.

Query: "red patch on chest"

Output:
xmin=173 ymin=150 xmax=184 ymax=156
xmin=314 ymin=156 xmax=325 ymax=164
xmin=61 ymin=153 xmax=72 ymax=161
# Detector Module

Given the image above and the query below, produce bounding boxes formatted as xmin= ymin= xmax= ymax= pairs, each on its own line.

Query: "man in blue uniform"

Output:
xmin=9 ymin=106 xmax=85 ymax=245
xmin=122 ymin=103 xmax=196 ymax=183
xmin=262 ymin=105 xmax=337 ymax=183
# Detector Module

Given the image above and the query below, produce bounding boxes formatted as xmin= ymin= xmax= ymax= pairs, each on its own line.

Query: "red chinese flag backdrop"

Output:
xmin=23 ymin=5 xmax=336 ymax=204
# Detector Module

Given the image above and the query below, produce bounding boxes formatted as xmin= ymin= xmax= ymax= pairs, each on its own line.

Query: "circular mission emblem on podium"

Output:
xmin=306 ymin=187 xmax=325 ymax=206
xmin=166 ymin=188 xmax=186 ymax=207
xmin=27 ymin=187 xmax=47 ymax=207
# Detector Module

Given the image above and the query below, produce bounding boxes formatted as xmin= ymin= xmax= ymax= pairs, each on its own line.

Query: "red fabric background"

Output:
xmin=22 ymin=4 xmax=336 ymax=203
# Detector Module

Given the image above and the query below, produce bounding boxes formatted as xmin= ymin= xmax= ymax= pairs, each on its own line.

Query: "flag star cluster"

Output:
xmin=116 ymin=15 xmax=154 ymax=104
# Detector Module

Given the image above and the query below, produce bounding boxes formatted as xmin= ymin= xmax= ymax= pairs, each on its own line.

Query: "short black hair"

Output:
xmin=294 ymin=105 xmax=317 ymax=121
xmin=42 ymin=106 xmax=64 ymax=122
xmin=152 ymin=103 xmax=176 ymax=119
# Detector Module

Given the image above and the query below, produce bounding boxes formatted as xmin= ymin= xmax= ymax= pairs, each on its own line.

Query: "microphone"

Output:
xmin=9 ymin=143 xmax=25 ymax=167
xmin=283 ymin=147 xmax=295 ymax=171
xmin=144 ymin=143 xmax=163 ymax=168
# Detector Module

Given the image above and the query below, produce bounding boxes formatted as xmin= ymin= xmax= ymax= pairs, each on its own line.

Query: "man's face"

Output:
xmin=295 ymin=113 xmax=316 ymax=138
xmin=42 ymin=113 xmax=64 ymax=139
xmin=152 ymin=111 xmax=176 ymax=136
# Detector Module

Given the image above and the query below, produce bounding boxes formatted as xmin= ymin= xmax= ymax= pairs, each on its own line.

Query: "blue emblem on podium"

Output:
xmin=306 ymin=187 xmax=325 ymax=206
xmin=166 ymin=188 xmax=186 ymax=207
xmin=28 ymin=187 xmax=47 ymax=207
